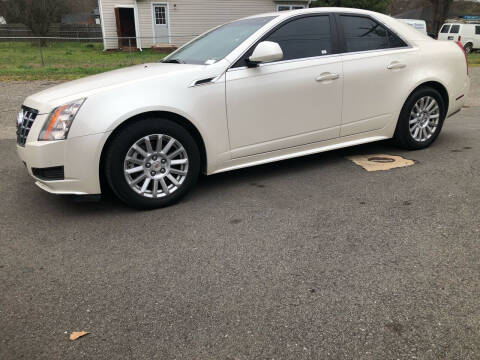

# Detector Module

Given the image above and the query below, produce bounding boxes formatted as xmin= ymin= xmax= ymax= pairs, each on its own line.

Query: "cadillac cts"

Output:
xmin=17 ymin=8 xmax=470 ymax=209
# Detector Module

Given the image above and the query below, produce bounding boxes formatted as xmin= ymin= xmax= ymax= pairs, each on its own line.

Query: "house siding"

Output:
xmin=165 ymin=0 xmax=277 ymax=46
xmin=137 ymin=1 xmax=155 ymax=48
xmin=100 ymin=0 xmax=309 ymax=49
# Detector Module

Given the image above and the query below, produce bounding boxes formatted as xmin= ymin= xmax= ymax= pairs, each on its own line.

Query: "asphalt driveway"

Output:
xmin=0 ymin=75 xmax=479 ymax=359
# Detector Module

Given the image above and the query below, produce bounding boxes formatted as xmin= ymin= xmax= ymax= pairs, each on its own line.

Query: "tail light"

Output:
xmin=456 ymin=41 xmax=469 ymax=75
xmin=458 ymin=36 xmax=462 ymax=42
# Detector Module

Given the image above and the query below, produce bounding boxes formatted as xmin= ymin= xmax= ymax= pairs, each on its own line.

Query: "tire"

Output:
xmin=464 ymin=43 xmax=473 ymax=54
xmin=394 ymin=86 xmax=446 ymax=150
xmin=104 ymin=118 xmax=200 ymax=209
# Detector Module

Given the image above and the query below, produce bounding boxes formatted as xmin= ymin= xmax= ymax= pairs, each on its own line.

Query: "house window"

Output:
xmin=155 ymin=6 xmax=166 ymax=25
xmin=276 ymin=4 xmax=306 ymax=11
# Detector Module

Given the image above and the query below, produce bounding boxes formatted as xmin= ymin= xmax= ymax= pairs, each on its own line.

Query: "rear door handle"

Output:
xmin=387 ymin=62 xmax=406 ymax=70
xmin=316 ymin=73 xmax=340 ymax=82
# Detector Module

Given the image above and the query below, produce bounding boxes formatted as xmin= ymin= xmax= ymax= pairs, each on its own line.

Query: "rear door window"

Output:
xmin=340 ymin=15 xmax=406 ymax=52
xmin=440 ymin=25 xmax=450 ymax=33
xmin=476 ymin=26 xmax=480 ymax=35
xmin=450 ymin=25 xmax=460 ymax=34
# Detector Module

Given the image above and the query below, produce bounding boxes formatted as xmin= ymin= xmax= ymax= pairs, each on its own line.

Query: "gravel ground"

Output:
xmin=0 ymin=81 xmax=62 ymax=140
xmin=0 ymin=69 xmax=479 ymax=359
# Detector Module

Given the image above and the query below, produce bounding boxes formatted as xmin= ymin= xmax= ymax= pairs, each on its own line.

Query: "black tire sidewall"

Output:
xmin=395 ymin=87 xmax=446 ymax=150
xmin=105 ymin=118 xmax=200 ymax=209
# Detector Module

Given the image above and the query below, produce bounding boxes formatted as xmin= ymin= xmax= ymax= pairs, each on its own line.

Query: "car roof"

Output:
xmin=246 ymin=7 xmax=378 ymax=19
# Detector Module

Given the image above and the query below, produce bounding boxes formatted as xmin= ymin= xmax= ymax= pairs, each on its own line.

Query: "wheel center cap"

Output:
xmin=152 ymin=162 xmax=161 ymax=170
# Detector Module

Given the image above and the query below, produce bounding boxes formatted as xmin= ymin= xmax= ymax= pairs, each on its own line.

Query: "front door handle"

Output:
xmin=316 ymin=72 xmax=340 ymax=82
xmin=387 ymin=62 xmax=406 ymax=70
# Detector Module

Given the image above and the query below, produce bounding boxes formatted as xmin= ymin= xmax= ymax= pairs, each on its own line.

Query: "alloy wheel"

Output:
xmin=408 ymin=96 xmax=440 ymax=143
xmin=123 ymin=134 xmax=189 ymax=198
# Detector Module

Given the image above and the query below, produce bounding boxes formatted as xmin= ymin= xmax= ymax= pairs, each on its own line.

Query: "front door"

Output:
xmin=225 ymin=15 xmax=343 ymax=158
xmin=153 ymin=4 xmax=169 ymax=44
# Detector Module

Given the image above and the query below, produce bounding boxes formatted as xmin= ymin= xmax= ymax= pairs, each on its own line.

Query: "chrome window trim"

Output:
xmin=226 ymin=46 xmax=413 ymax=73
xmin=225 ymin=12 xmax=413 ymax=74
xmin=227 ymin=53 xmax=341 ymax=72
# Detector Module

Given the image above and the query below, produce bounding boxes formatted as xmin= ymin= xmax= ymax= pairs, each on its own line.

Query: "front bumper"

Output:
xmin=17 ymin=132 xmax=108 ymax=195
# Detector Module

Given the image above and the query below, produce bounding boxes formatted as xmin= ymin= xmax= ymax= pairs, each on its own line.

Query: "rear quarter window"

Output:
xmin=476 ymin=26 xmax=480 ymax=35
xmin=340 ymin=15 xmax=406 ymax=52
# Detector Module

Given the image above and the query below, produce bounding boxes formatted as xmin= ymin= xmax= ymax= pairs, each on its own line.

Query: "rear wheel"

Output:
xmin=394 ymin=87 xmax=446 ymax=150
xmin=105 ymin=118 xmax=200 ymax=209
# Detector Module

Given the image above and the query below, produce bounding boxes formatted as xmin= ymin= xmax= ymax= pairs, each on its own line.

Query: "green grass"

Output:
xmin=467 ymin=53 xmax=480 ymax=67
xmin=1 ymin=41 xmax=479 ymax=80
xmin=0 ymin=41 xmax=167 ymax=80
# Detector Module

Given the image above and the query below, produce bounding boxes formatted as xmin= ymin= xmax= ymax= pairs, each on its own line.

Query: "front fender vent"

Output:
xmin=190 ymin=77 xmax=217 ymax=87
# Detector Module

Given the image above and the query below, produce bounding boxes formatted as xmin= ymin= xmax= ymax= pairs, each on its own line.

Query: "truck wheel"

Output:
xmin=464 ymin=43 xmax=473 ymax=54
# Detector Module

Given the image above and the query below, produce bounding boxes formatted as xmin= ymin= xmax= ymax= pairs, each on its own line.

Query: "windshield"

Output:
xmin=163 ymin=16 xmax=276 ymax=65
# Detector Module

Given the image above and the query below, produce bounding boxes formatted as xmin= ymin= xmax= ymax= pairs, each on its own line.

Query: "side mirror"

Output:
xmin=248 ymin=41 xmax=283 ymax=65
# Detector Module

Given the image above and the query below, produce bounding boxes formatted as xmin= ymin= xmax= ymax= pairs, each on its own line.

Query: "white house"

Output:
xmin=98 ymin=0 xmax=311 ymax=50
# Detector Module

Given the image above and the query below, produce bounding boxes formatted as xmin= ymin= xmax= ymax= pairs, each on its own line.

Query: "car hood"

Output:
xmin=24 ymin=62 xmax=205 ymax=113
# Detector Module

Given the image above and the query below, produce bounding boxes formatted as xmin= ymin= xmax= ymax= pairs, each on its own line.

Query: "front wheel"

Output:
xmin=394 ymin=87 xmax=446 ymax=150
xmin=105 ymin=118 xmax=200 ymax=209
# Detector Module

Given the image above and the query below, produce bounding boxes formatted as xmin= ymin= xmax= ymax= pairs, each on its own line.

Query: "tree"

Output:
xmin=429 ymin=0 xmax=453 ymax=34
xmin=310 ymin=0 xmax=392 ymax=14
xmin=0 ymin=0 xmax=68 ymax=44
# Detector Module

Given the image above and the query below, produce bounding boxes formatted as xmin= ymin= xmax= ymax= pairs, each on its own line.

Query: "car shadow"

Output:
xmin=39 ymin=139 xmax=407 ymax=213
xmin=195 ymin=139 xmax=399 ymax=191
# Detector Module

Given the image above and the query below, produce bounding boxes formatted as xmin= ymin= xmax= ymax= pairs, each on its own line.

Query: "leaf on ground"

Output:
xmin=69 ymin=331 xmax=89 ymax=341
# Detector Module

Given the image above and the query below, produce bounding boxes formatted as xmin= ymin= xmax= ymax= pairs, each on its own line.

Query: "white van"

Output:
xmin=438 ymin=23 xmax=480 ymax=53
xmin=398 ymin=19 xmax=427 ymax=34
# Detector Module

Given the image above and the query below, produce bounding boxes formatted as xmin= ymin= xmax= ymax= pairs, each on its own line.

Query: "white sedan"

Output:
xmin=17 ymin=8 xmax=470 ymax=209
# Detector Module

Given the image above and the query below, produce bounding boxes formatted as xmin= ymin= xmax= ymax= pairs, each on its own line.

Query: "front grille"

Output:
xmin=17 ymin=106 xmax=39 ymax=146
xmin=32 ymin=166 xmax=65 ymax=181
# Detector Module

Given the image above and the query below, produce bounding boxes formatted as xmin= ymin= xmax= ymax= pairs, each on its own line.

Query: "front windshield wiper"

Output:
xmin=162 ymin=59 xmax=184 ymax=64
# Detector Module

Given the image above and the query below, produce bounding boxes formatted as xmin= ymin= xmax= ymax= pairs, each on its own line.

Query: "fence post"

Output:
xmin=38 ymin=38 xmax=45 ymax=67
xmin=128 ymin=37 xmax=133 ymax=65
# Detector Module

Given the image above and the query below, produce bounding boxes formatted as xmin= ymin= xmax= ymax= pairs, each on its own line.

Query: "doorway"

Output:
xmin=114 ymin=7 xmax=137 ymax=48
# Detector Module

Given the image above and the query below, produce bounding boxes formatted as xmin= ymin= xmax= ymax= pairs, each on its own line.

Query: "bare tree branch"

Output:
xmin=0 ymin=0 xmax=70 ymax=43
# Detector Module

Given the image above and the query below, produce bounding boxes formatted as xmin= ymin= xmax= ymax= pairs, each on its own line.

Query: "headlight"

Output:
xmin=39 ymin=98 xmax=86 ymax=141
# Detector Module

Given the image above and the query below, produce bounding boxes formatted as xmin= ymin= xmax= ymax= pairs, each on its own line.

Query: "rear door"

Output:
xmin=337 ymin=14 xmax=415 ymax=137
xmin=475 ymin=26 xmax=480 ymax=48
